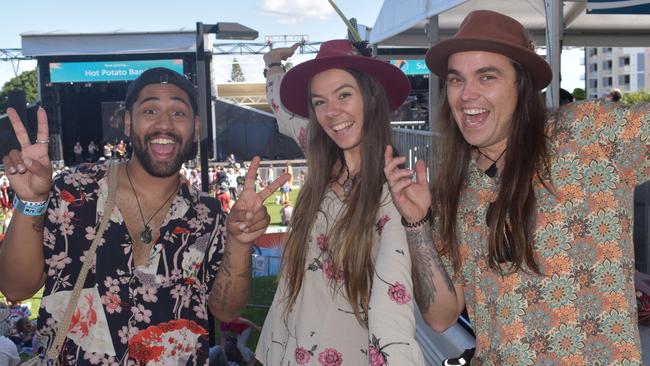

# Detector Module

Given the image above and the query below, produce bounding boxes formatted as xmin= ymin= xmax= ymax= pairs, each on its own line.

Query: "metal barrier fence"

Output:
xmin=391 ymin=127 xmax=441 ymax=180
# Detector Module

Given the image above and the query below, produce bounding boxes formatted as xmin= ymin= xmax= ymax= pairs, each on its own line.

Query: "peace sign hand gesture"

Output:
xmin=227 ymin=157 xmax=290 ymax=246
xmin=2 ymin=107 xmax=53 ymax=202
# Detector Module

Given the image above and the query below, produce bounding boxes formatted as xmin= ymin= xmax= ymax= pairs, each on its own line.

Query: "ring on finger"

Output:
xmin=35 ymin=138 xmax=50 ymax=144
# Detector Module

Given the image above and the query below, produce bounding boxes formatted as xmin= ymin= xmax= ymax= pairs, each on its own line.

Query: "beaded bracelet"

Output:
xmin=263 ymin=62 xmax=285 ymax=77
xmin=13 ymin=195 xmax=50 ymax=216
xmin=401 ymin=208 xmax=432 ymax=228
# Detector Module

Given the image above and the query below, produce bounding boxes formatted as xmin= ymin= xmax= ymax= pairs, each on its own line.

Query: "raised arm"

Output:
xmin=264 ymin=44 xmax=310 ymax=153
xmin=0 ymin=107 xmax=53 ymax=301
xmin=383 ymin=145 xmax=463 ymax=331
xmin=208 ymin=157 xmax=289 ymax=321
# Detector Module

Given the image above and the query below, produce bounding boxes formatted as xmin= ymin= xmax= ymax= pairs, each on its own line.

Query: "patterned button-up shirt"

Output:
xmin=36 ymin=161 xmax=225 ymax=365
xmin=441 ymin=100 xmax=649 ymax=365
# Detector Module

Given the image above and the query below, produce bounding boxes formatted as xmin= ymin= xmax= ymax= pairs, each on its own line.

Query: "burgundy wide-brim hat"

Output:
xmin=280 ymin=39 xmax=411 ymax=119
xmin=426 ymin=10 xmax=552 ymax=90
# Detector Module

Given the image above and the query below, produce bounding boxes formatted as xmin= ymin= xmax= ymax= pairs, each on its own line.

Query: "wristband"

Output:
xmin=263 ymin=62 xmax=285 ymax=77
xmin=13 ymin=195 xmax=49 ymax=216
xmin=401 ymin=208 xmax=432 ymax=228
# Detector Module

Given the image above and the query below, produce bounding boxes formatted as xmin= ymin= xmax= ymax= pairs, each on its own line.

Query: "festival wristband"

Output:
xmin=13 ymin=195 xmax=49 ymax=216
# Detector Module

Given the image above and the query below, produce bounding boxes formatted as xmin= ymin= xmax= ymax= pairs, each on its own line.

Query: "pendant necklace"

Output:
xmin=340 ymin=162 xmax=357 ymax=194
xmin=476 ymin=148 xmax=507 ymax=178
xmin=125 ymin=163 xmax=178 ymax=244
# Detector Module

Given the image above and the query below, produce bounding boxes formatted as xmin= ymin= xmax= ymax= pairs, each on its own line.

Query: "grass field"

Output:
xmin=214 ymin=275 xmax=278 ymax=354
xmin=262 ymin=188 xmax=300 ymax=227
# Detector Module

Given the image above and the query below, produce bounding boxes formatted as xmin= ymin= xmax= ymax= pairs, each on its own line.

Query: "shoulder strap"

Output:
xmin=46 ymin=162 xmax=119 ymax=361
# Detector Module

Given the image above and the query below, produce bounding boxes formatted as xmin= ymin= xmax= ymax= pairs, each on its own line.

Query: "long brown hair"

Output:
xmin=433 ymin=61 xmax=552 ymax=275
xmin=281 ymin=68 xmax=392 ymax=325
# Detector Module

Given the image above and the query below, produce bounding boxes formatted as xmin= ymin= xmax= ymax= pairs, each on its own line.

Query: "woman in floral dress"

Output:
xmin=256 ymin=40 xmax=424 ymax=365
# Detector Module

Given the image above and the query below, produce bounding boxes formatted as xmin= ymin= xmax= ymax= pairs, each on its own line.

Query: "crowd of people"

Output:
xmin=0 ymin=301 xmax=36 ymax=365
xmin=0 ymin=8 xmax=647 ymax=366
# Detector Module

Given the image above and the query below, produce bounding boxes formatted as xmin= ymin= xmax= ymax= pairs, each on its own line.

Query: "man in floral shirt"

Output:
xmin=385 ymin=10 xmax=648 ymax=365
xmin=0 ymin=68 xmax=288 ymax=365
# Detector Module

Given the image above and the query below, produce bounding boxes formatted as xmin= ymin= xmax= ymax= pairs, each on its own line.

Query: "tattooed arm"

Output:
xmin=208 ymin=157 xmax=290 ymax=321
xmin=208 ymin=238 xmax=252 ymax=322
xmin=405 ymin=221 xmax=464 ymax=332
xmin=383 ymin=146 xmax=463 ymax=332
xmin=0 ymin=108 xmax=51 ymax=301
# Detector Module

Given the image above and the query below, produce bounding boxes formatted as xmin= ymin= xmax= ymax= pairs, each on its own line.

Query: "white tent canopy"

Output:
xmin=21 ymin=29 xmax=198 ymax=57
xmin=370 ymin=0 xmax=650 ymax=47
xmin=367 ymin=0 xmax=650 ymax=110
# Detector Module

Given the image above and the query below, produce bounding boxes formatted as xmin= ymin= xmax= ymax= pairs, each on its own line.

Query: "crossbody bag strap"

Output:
xmin=45 ymin=161 xmax=119 ymax=361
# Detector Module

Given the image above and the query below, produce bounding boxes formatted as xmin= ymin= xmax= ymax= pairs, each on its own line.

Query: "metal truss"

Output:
xmin=0 ymin=48 xmax=33 ymax=77
xmin=213 ymin=40 xmax=323 ymax=55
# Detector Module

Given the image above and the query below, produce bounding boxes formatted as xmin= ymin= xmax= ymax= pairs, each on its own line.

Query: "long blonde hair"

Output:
xmin=281 ymin=69 xmax=393 ymax=325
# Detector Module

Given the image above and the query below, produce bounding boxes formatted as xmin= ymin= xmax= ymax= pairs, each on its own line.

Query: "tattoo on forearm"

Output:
xmin=209 ymin=247 xmax=251 ymax=314
xmin=406 ymin=222 xmax=456 ymax=314
xmin=31 ymin=215 xmax=45 ymax=233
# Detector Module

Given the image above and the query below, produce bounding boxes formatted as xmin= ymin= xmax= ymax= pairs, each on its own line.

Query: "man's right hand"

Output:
xmin=2 ymin=107 xmax=53 ymax=202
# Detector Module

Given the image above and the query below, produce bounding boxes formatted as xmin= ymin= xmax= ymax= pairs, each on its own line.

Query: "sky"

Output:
xmin=0 ymin=0 xmax=585 ymax=91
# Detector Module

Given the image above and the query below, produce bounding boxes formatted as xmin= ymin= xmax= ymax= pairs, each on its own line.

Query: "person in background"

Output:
xmin=102 ymin=141 xmax=113 ymax=160
xmin=608 ymin=87 xmax=623 ymax=102
xmin=87 ymin=140 xmax=98 ymax=162
xmin=279 ymin=168 xmax=291 ymax=204
xmin=385 ymin=10 xmax=647 ymax=364
xmin=220 ymin=316 xmax=261 ymax=366
xmin=216 ymin=182 xmax=231 ymax=214
xmin=73 ymin=141 xmax=83 ymax=165
xmin=266 ymin=164 xmax=274 ymax=188
xmin=0 ymin=323 xmax=20 ymax=366
xmin=257 ymin=39 xmax=424 ymax=365
xmin=280 ymin=200 xmax=293 ymax=226
xmin=227 ymin=167 xmax=239 ymax=201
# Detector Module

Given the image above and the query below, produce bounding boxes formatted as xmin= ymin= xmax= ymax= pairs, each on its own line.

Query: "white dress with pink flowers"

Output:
xmin=256 ymin=73 xmax=424 ymax=366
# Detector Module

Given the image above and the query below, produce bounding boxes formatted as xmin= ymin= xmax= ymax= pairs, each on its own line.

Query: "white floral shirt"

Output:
xmin=256 ymin=72 xmax=424 ymax=365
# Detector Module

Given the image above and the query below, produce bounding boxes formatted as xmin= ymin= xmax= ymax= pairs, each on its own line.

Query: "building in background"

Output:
xmin=585 ymin=47 xmax=650 ymax=99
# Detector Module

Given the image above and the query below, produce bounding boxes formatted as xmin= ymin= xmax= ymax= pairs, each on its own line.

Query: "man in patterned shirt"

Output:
xmin=0 ymin=67 xmax=288 ymax=364
xmin=384 ymin=10 xmax=648 ymax=365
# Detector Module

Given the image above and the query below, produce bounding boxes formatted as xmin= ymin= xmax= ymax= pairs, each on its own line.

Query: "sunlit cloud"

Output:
xmin=258 ymin=0 xmax=334 ymax=24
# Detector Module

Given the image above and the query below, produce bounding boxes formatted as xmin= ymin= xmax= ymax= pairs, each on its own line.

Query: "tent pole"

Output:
xmin=426 ymin=16 xmax=440 ymax=131
xmin=545 ymin=0 xmax=563 ymax=108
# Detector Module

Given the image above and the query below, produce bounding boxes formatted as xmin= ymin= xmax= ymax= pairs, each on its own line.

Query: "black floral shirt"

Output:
xmin=36 ymin=161 xmax=225 ymax=365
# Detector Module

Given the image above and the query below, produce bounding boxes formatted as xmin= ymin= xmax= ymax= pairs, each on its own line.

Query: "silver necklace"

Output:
xmin=341 ymin=163 xmax=357 ymax=194
xmin=125 ymin=163 xmax=178 ymax=244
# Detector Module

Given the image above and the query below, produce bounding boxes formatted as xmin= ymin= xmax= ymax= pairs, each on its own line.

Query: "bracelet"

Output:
xmin=401 ymin=208 xmax=432 ymax=228
xmin=13 ymin=195 xmax=50 ymax=216
xmin=263 ymin=62 xmax=285 ymax=77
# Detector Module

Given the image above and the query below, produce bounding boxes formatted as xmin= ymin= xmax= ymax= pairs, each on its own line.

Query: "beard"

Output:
xmin=130 ymin=126 xmax=196 ymax=178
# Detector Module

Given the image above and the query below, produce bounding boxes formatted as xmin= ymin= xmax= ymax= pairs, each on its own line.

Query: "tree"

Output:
xmin=0 ymin=70 xmax=38 ymax=113
xmin=230 ymin=58 xmax=245 ymax=83
xmin=621 ymin=89 xmax=650 ymax=106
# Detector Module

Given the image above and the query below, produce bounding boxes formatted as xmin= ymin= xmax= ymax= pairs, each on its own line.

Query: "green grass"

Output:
xmin=214 ymin=276 xmax=278 ymax=359
xmin=262 ymin=188 xmax=300 ymax=227
xmin=0 ymin=288 xmax=43 ymax=320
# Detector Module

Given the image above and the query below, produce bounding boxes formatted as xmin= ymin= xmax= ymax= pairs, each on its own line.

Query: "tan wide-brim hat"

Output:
xmin=426 ymin=10 xmax=552 ymax=90
xmin=280 ymin=39 xmax=411 ymax=119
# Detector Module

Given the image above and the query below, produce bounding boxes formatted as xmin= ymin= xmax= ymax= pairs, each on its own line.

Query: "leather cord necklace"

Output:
xmin=476 ymin=148 xmax=506 ymax=178
xmin=125 ymin=163 xmax=178 ymax=244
